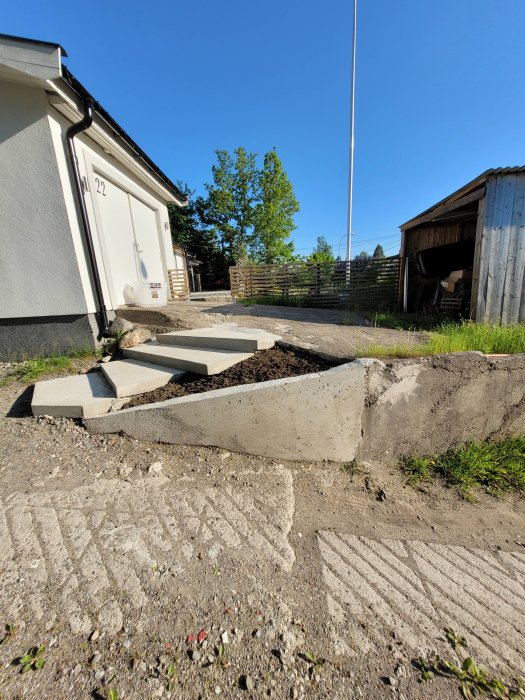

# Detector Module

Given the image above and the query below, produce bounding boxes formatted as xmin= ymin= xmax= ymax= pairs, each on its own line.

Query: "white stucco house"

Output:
xmin=0 ymin=33 xmax=188 ymax=360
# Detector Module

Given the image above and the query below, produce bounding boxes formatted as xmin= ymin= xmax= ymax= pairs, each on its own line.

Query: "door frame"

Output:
xmin=82 ymin=150 xmax=168 ymax=309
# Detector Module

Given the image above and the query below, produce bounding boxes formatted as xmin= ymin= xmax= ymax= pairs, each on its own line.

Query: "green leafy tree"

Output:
xmin=252 ymin=149 xmax=299 ymax=263
xmin=373 ymin=244 xmax=385 ymax=259
xmin=204 ymin=147 xmax=259 ymax=263
xmin=309 ymin=236 xmax=335 ymax=263
xmin=353 ymin=250 xmax=370 ymax=263
xmin=168 ymin=183 xmax=229 ymax=289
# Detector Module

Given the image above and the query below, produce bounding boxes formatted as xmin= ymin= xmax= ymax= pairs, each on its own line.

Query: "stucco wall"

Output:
xmin=0 ymin=81 xmax=88 ymax=319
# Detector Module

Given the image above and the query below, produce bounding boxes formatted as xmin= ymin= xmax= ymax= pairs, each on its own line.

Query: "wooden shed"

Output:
xmin=399 ymin=167 xmax=525 ymax=324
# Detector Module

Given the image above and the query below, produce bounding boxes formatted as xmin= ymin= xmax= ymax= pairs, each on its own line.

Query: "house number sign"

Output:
xmin=94 ymin=177 xmax=107 ymax=196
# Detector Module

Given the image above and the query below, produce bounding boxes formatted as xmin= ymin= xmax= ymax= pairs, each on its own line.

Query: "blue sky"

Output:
xmin=5 ymin=1 xmax=525 ymax=258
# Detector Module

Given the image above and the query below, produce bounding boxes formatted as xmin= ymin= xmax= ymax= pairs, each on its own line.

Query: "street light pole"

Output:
xmin=346 ymin=0 xmax=357 ymax=263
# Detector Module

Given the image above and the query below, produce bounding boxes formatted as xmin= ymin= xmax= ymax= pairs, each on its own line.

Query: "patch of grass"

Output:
xmin=401 ymin=438 xmax=525 ymax=500
xmin=354 ymin=320 xmax=525 ymax=358
xmin=14 ymin=355 xmax=72 ymax=382
xmin=340 ymin=309 xmax=450 ymax=331
xmin=9 ymin=345 xmax=103 ymax=384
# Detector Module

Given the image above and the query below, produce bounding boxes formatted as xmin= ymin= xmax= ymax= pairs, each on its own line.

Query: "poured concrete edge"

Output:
xmin=86 ymin=360 xmax=368 ymax=462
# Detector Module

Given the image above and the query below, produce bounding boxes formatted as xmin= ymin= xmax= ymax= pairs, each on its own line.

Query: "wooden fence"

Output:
xmin=229 ymin=256 xmax=400 ymax=309
xmin=168 ymin=268 xmax=189 ymax=299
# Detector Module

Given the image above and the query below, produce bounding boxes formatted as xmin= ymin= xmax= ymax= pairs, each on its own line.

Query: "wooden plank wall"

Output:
xmin=400 ymin=219 xmax=477 ymax=310
xmin=229 ymin=256 xmax=400 ymax=309
xmin=167 ymin=268 xmax=189 ymax=300
xmin=404 ymin=220 xmax=477 ymax=258
xmin=475 ymin=173 xmax=525 ymax=323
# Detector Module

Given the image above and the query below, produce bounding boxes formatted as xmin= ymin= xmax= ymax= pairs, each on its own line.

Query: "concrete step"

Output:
xmin=123 ymin=341 xmax=253 ymax=375
xmin=32 ymin=372 xmax=116 ymax=419
xmin=219 ymin=324 xmax=282 ymax=340
xmin=156 ymin=327 xmax=278 ymax=352
xmin=101 ymin=359 xmax=185 ymax=398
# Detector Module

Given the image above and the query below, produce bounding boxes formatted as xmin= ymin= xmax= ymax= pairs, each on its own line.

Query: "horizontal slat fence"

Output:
xmin=168 ymin=268 xmax=189 ymax=299
xmin=229 ymin=256 xmax=400 ymax=309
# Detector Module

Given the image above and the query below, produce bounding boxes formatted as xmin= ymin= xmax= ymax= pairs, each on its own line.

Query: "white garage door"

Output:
xmin=91 ymin=172 xmax=164 ymax=307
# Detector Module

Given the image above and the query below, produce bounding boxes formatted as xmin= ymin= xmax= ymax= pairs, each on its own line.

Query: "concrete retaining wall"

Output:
xmin=358 ymin=352 xmax=525 ymax=461
xmin=85 ymin=352 xmax=525 ymax=462
xmin=86 ymin=361 xmax=368 ymax=462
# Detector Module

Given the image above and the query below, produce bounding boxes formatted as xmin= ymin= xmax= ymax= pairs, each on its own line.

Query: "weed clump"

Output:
xmin=400 ymin=438 xmax=525 ymax=500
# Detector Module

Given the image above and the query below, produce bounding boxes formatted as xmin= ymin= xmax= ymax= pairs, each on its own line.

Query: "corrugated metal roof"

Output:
xmin=401 ymin=167 xmax=525 ymax=230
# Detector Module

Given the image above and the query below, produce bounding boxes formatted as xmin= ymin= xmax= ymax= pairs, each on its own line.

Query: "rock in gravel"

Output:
xmin=221 ymin=630 xmax=229 ymax=644
xmin=148 ymin=461 xmax=163 ymax=476
xmin=90 ymin=629 xmax=100 ymax=642
xmin=120 ymin=327 xmax=153 ymax=348
xmin=190 ymin=649 xmax=201 ymax=662
xmin=109 ymin=317 xmax=134 ymax=336
xmin=90 ymin=652 xmax=101 ymax=667
xmin=243 ymin=675 xmax=255 ymax=691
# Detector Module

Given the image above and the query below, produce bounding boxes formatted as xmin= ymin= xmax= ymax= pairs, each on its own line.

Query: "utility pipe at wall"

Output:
xmin=66 ymin=96 xmax=110 ymax=339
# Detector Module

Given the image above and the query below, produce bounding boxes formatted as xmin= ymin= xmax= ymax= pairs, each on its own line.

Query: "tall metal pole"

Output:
xmin=346 ymin=0 xmax=357 ymax=263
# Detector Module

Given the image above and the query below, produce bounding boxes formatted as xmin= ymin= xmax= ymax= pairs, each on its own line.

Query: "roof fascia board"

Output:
xmin=401 ymin=186 xmax=485 ymax=232
xmin=0 ymin=35 xmax=62 ymax=81
xmin=47 ymin=81 xmax=184 ymax=205
xmin=400 ymin=173 xmax=489 ymax=231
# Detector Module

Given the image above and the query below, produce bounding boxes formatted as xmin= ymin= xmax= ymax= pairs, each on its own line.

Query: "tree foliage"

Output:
xmin=373 ymin=244 xmax=385 ymax=259
xmin=202 ymin=147 xmax=259 ymax=264
xmin=202 ymin=147 xmax=299 ymax=265
xmin=353 ymin=250 xmax=370 ymax=263
xmin=168 ymin=183 xmax=229 ymax=289
xmin=309 ymin=236 xmax=335 ymax=263
xmin=252 ymin=150 xmax=300 ymax=264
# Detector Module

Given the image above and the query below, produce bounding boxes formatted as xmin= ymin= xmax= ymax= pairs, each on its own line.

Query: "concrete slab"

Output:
xmin=101 ymin=359 xmax=185 ymax=398
xmin=32 ymin=372 xmax=115 ymax=419
xmin=156 ymin=327 xmax=279 ymax=351
xmin=218 ymin=323 xmax=282 ymax=340
xmin=0 ymin=469 xmax=295 ymax=636
xmin=318 ymin=532 xmax=525 ymax=672
xmin=86 ymin=361 xmax=366 ymax=461
xmin=123 ymin=341 xmax=253 ymax=375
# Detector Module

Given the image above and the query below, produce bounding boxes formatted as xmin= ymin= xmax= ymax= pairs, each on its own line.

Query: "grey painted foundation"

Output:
xmin=0 ymin=314 xmax=97 ymax=360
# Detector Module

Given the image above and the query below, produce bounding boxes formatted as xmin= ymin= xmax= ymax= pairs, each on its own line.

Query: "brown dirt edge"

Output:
xmin=126 ymin=345 xmax=343 ymax=408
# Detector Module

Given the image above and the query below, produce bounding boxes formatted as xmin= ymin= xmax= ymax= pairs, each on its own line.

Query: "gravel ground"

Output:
xmin=0 ymin=315 xmax=524 ymax=699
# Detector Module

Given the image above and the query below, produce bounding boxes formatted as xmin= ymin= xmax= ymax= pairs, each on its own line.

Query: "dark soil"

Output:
xmin=126 ymin=346 xmax=341 ymax=407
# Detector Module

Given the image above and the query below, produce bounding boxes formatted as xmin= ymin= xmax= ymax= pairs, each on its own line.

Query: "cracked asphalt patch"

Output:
xmin=318 ymin=532 xmax=525 ymax=673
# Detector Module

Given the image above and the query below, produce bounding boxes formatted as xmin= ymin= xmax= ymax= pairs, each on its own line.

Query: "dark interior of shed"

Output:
xmin=402 ymin=199 xmax=480 ymax=316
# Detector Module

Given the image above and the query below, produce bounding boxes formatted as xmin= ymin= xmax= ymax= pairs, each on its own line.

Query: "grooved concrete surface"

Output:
xmin=318 ymin=532 xmax=525 ymax=673
xmin=0 ymin=470 xmax=295 ymax=637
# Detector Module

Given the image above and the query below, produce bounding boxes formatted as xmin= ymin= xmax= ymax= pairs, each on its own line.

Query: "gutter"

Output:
xmin=66 ymin=95 xmax=110 ymax=339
